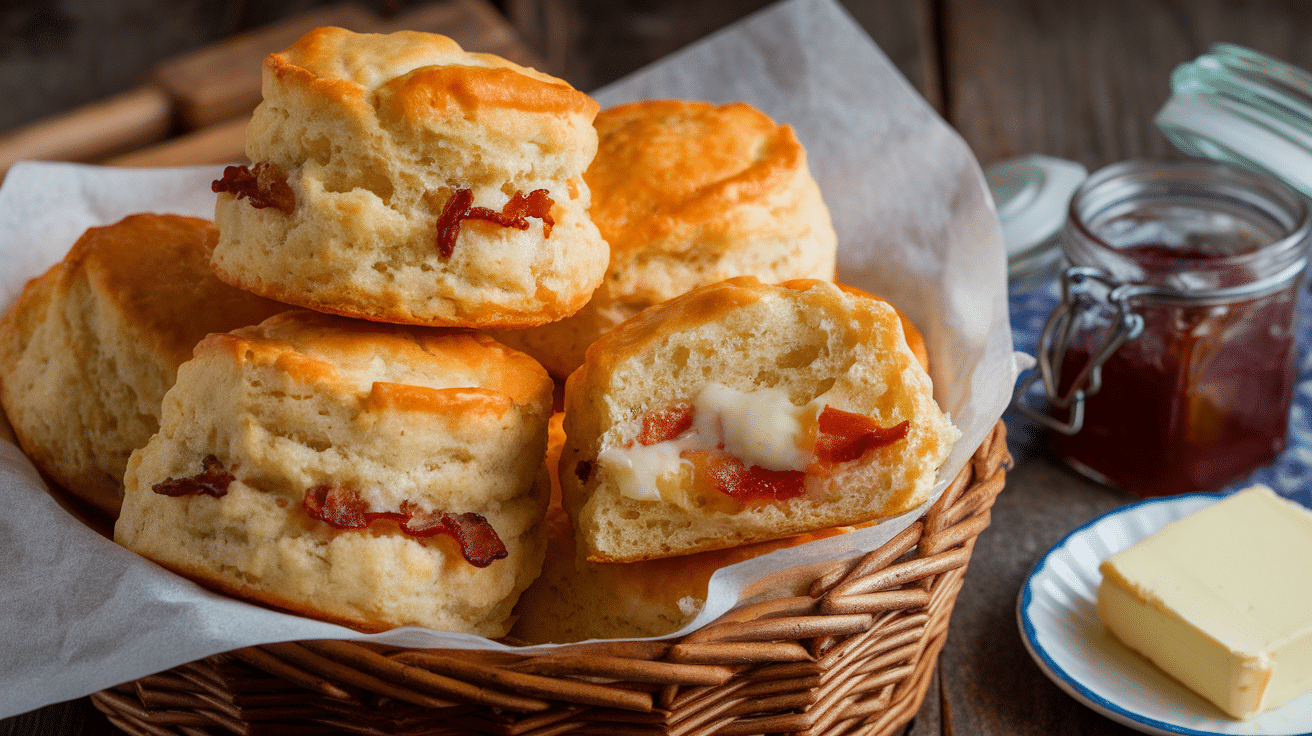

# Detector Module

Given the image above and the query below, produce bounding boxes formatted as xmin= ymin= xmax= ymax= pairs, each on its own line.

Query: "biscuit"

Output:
xmin=497 ymin=100 xmax=837 ymax=378
xmin=510 ymin=413 xmax=861 ymax=643
xmin=0 ymin=213 xmax=287 ymax=517
xmin=559 ymin=277 xmax=959 ymax=563
xmin=211 ymin=26 xmax=608 ymax=329
xmin=114 ymin=310 xmax=554 ymax=636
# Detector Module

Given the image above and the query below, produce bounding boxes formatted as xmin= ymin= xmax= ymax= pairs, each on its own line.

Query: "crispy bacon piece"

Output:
xmin=618 ymin=402 xmax=910 ymax=505
xmin=697 ymin=450 xmax=807 ymax=503
xmin=636 ymin=402 xmax=694 ymax=446
xmin=399 ymin=502 xmax=509 ymax=568
xmin=501 ymin=189 xmax=555 ymax=236
xmin=302 ymin=483 xmax=371 ymax=528
xmin=435 ymin=188 xmax=474 ymax=259
xmin=814 ymin=408 xmax=909 ymax=464
xmin=152 ymin=455 xmax=235 ymax=499
xmin=212 ymin=163 xmax=295 ymax=214
xmin=302 ymin=484 xmax=508 ymax=568
xmin=434 ymin=187 xmax=555 ymax=258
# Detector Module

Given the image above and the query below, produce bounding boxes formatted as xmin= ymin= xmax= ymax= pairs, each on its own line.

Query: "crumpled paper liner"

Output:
xmin=0 ymin=0 xmax=1025 ymax=718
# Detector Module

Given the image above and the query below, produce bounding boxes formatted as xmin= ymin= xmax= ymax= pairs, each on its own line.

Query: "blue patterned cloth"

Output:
xmin=1005 ymin=270 xmax=1312 ymax=508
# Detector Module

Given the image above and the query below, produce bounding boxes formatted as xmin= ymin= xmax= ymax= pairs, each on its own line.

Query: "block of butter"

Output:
xmin=1097 ymin=485 xmax=1312 ymax=719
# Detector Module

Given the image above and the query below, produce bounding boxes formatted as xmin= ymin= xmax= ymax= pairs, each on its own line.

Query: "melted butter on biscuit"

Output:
xmin=598 ymin=383 xmax=819 ymax=503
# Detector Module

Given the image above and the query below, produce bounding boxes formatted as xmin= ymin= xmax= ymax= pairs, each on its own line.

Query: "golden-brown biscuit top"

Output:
xmin=203 ymin=310 xmax=553 ymax=418
xmin=578 ymin=276 xmax=906 ymax=381
xmin=584 ymin=100 xmax=805 ymax=254
xmin=269 ymin=26 xmax=598 ymax=120
xmin=835 ymin=283 xmax=929 ymax=372
xmin=66 ymin=213 xmax=287 ymax=367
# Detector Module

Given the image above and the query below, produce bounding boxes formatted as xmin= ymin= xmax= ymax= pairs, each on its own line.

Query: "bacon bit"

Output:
xmin=574 ymin=460 xmax=594 ymax=484
xmin=212 ymin=163 xmax=295 ymax=214
xmin=697 ymin=451 xmax=807 ymax=503
xmin=152 ymin=455 xmax=236 ymax=498
xmin=636 ymin=403 xmax=694 ymax=446
xmin=435 ymin=188 xmax=474 ymax=258
xmin=303 ymin=483 xmax=371 ymax=528
xmin=302 ymin=484 xmax=507 ymax=568
xmin=399 ymin=502 xmax=509 ymax=568
xmin=433 ymin=187 xmax=555 ymax=258
xmin=502 ymin=189 xmax=555 ymax=237
xmin=814 ymin=407 xmax=909 ymax=464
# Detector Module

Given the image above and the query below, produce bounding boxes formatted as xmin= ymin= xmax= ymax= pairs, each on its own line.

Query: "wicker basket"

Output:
xmin=90 ymin=421 xmax=1007 ymax=736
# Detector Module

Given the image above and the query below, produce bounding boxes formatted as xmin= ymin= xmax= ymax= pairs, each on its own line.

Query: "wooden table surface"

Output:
xmin=6 ymin=0 xmax=1312 ymax=734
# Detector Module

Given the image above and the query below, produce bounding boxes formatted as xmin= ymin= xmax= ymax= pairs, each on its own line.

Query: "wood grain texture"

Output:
xmin=106 ymin=0 xmax=544 ymax=169
xmin=0 ymin=0 xmax=238 ymax=134
xmin=899 ymin=2 xmax=1312 ymax=733
xmin=0 ymin=1 xmax=542 ymax=175
xmin=930 ymin=6 xmax=1312 ymax=733
xmin=942 ymin=0 xmax=1312 ymax=170
xmin=505 ymin=0 xmax=939 ymax=99
xmin=0 ymin=698 xmax=116 ymax=736
xmin=0 ymin=86 xmax=172 ymax=173
xmin=148 ymin=3 xmax=380 ymax=130
xmin=932 ymin=459 xmax=1146 ymax=736
xmin=103 ymin=116 xmax=248 ymax=167
xmin=375 ymin=0 xmax=540 ymax=66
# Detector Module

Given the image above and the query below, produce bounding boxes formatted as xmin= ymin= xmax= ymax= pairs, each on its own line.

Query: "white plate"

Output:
xmin=1017 ymin=492 xmax=1312 ymax=736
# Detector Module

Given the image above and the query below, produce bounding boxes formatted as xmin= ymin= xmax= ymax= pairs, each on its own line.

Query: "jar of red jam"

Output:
xmin=1016 ymin=160 xmax=1311 ymax=497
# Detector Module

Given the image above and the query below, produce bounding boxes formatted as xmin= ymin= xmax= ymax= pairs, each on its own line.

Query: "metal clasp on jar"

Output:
xmin=1013 ymin=267 xmax=1144 ymax=435
xmin=1013 ymin=260 xmax=1307 ymax=435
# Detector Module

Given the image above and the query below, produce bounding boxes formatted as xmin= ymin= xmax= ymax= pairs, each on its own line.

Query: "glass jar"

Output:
xmin=1156 ymin=43 xmax=1312 ymax=199
xmin=1015 ymin=160 xmax=1311 ymax=497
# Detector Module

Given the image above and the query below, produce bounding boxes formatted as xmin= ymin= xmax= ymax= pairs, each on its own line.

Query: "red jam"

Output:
xmin=636 ymin=403 xmax=694 ymax=445
xmin=152 ymin=455 xmax=235 ymax=498
xmin=211 ymin=163 xmax=295 ymax=214
xmin=1119 ymin=242 xmax=1231 ymax=261
xmin=696 ymin=450 xmax=806 ymax=502
xmin=434 ymin=188 xmax=555 ymax=258
xmin=302 ymin=484 xmax=507 ymax=568
xmin=1051 ymin=242 xmax=1300 ymax=497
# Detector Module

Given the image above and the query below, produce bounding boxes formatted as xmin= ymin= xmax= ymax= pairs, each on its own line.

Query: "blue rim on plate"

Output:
xmin=1016 ymin=492 xmax=1312 ymax=736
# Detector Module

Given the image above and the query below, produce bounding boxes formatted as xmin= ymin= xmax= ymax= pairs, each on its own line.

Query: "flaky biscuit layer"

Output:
xmin=212 ymin=27 xmax=608 ymax=329
xmin=497 ymin=100 xmax=837 ymax=377
xmin=116 ymin=310 xmax=554 ymax=635
xmin=559 ymin=277 xmax=958 ymax=563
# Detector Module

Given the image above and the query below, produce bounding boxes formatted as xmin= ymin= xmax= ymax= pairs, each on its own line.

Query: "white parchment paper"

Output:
xmin=0 ymin=0 xmax=1025 ymax=717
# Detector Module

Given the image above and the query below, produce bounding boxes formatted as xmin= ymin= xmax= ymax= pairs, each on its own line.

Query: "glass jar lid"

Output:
xmin=1156 ymin=43 xmax=1312 ymax=198
xmin=984 ymin=154 xmax=1088 ymax=279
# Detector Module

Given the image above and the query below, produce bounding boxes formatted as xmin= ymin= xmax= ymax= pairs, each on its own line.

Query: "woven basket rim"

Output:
xmin=93 ymin=420 xmax=1010 ymax=736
